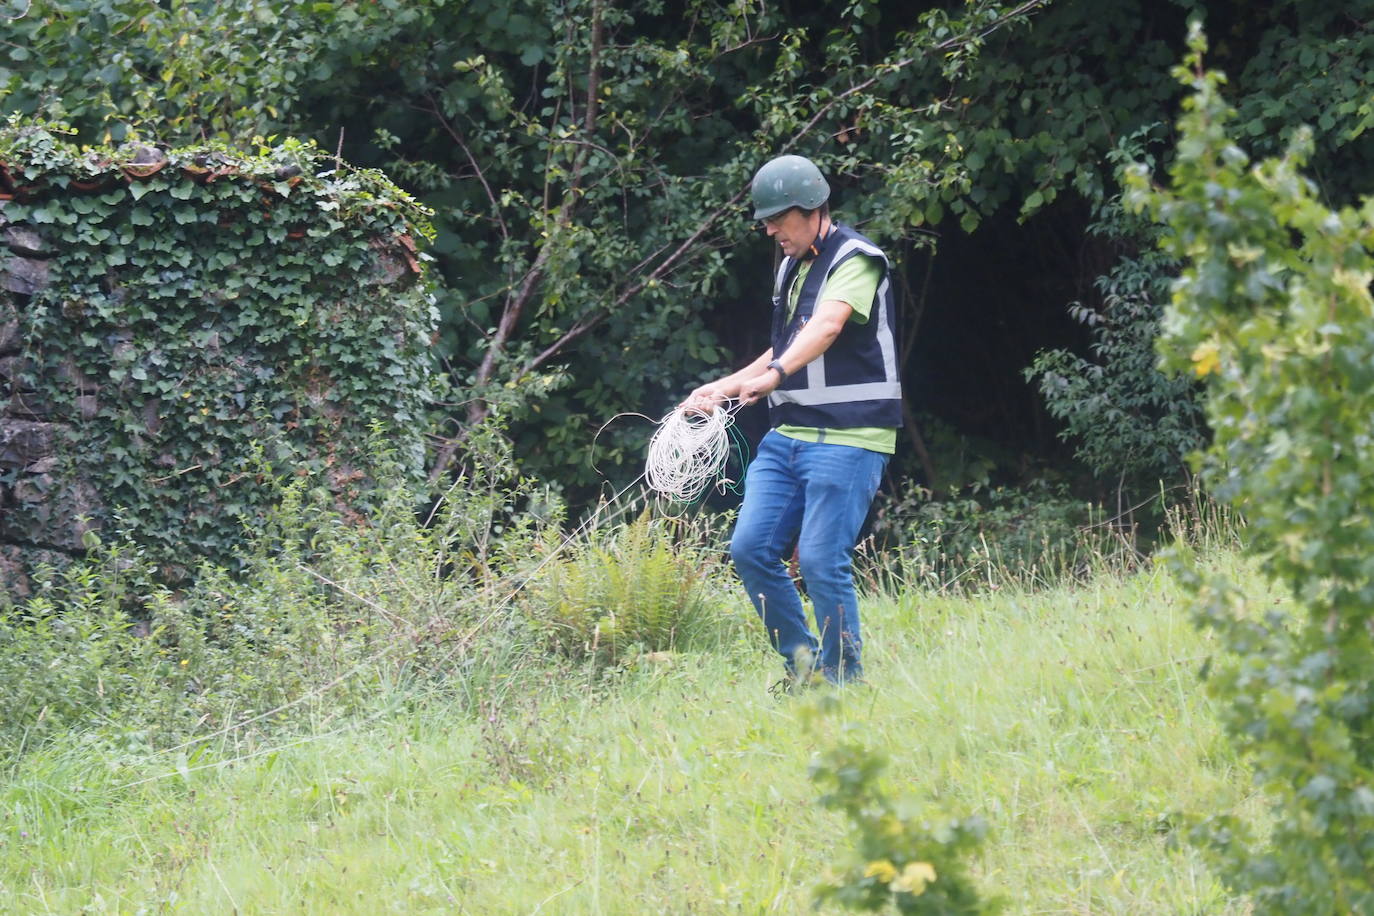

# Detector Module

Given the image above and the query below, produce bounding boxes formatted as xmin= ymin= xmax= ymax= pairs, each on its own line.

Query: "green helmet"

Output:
xmin=751 ymin=154 xmax=830 ymax=220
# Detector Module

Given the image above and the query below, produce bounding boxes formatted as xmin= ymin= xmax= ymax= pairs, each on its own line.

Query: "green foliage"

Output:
xmin=1127 ymin=24 xmax=1374 ymax=912
xmin=1224 ymin=3 xmax=1374 ymax=156
xmin=1028 ymin=205 xmax=1207 ymax=485
xmin=0 ymin=541 xmax=172 ymax=752
xmin=0 ymin=0 xmax=341 ymax=143
xmin=4 ymin=0 xmax=1052 ymax=492
xmin=0 ymin=119 xmax=436 ymax=579
xmin=806 ymin=698 xmax=1001 ymax=914
xmin=521 ymin=508 xmax=744 ymax=664
xmin=869 ymin=477 xmax=1125 ymax=592
xmin=11 ymin=0 xmax=1374 ymax=525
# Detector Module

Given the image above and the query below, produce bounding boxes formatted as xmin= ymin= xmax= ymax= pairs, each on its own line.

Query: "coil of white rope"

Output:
xmin=645 ymin=402 xmax=740 ymax=502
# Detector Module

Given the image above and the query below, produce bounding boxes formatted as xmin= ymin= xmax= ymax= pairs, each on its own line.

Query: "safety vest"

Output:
xmin=767 ymin=223 xmax=903 ymax=429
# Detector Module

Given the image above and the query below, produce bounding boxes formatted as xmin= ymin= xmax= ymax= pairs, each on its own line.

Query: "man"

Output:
xmin=684 ymin=154 xmax=902 ymax=686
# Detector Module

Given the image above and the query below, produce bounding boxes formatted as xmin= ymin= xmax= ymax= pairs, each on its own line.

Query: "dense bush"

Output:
xmin=0 ymin=426 xmax=751 ymax=755
xmin=0 ymin=438 xmax=548 ymax=756
xmin=1029 ymin=206 xmax=1207 ymax=487
xmin=1131 ymin=25 xmax=1374 ymax=911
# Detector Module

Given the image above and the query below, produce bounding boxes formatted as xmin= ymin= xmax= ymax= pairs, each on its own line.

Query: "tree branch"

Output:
xmin=779 ymin=0 xmax=1050 ymax=159
xmin=430 ymin=0 xmax=607 ymax=482
xmin=519 ymin=180 xmax=752 ymax=377
xmin=426 ymin=95 xmax=509 ymax=243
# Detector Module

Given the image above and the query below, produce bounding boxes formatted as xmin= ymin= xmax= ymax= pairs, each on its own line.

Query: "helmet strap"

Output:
xmin=803 ymin=211 xmax=831 ymax=261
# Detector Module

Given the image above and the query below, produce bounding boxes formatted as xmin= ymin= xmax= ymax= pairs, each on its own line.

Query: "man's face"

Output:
xmin=762 ymin=207 xmax=817 ymax=259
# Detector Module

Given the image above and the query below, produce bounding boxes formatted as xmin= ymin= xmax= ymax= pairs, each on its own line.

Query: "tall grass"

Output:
xmin=0 ymin=460 xmax=1259 ymax=913
xmin=1 ymin=542 xmax=1265 ymax=913
xmin=863 ymin=479 xmax=1245 ymax=601
xmin=864 ymin=482 xmax=1145 ymax=598
xmin=0 ymin=441 xmax=556 ymax=757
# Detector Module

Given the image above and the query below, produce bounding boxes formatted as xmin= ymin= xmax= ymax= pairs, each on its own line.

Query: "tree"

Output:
xmin=9 ymin=0 xmax=1374 ymax=508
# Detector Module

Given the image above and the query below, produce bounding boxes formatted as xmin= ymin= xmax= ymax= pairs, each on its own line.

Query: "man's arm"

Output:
xmin=738 ymin=298 xmax=853 ymax=405
xmin=682 ymin=348 xmax=775 ymax=413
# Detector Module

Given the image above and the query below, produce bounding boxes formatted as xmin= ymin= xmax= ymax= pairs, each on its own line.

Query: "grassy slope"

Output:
xmin=1 ymin=552 xmax=1263 ymax=914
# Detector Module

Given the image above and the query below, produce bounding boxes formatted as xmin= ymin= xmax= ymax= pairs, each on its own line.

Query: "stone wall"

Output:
xmin=0 ymin=205 xmax=95 ymax=598
xmin=0 ymin=127 xmax=437 ymax=605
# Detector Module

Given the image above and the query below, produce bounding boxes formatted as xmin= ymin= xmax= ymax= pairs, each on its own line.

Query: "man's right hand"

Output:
xmin=681 ymin=383 xmax=727 ymax=415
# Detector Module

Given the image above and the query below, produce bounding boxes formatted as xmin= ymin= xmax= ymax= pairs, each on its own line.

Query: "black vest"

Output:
xmin=767 ymin=223 xmax=902 ymax=429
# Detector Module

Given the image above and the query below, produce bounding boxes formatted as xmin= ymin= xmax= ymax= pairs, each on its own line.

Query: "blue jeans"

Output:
xmin=730 ymin=431 xmax=888 ymax=683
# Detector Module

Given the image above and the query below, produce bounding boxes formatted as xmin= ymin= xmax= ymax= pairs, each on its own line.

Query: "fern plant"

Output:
xmin=523 ymin=510 xmax=740 ymax=664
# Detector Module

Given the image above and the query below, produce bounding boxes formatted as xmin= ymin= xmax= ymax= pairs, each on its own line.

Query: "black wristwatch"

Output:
xmin=767 ymin=359 xmax=788 ymax=381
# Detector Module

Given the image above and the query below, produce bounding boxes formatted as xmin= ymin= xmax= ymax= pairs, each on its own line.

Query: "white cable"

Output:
xmin=645 ymin=403 xmax=738 ymax=502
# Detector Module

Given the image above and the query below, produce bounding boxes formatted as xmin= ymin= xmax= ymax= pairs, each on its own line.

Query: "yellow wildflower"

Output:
xmin=1332 ymin=267 xmax=1374 ymax=306
xmin=864 ymin=860 xmax=898 ymax=883
xmin=891 ymin=861 xmax=937 ymax=895
xmin=1190 ymin=340 xmax=1220 ymax=377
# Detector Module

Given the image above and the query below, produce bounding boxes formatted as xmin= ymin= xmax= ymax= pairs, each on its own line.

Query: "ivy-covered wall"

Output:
xmin=0 ymin=123 xmax=437 ymax=598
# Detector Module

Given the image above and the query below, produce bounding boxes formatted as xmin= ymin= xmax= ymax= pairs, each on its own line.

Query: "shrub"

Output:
xmin=805 ymin=697 xmax=1001 ymax=914
xmin=0 ymin=435 xmax=552 ymax=756
xmin=1128 ymin=24 xmax=1374 ymax=911
xmin=1028 ymin=203 xmax=1206 ymax=489
xmin=867 ymin=477 xmax=1129 ymax=592
xmin=0 ymin=542 xmax=185 ymax=754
